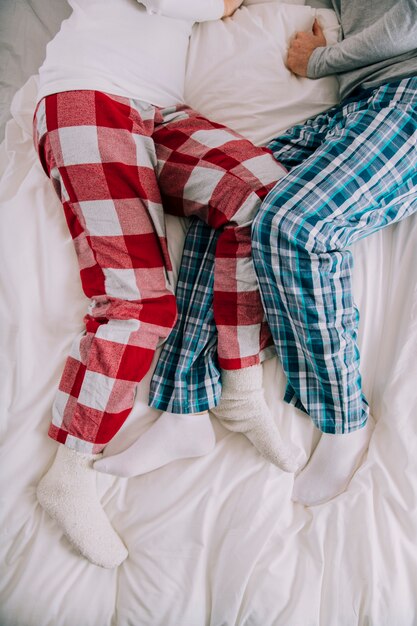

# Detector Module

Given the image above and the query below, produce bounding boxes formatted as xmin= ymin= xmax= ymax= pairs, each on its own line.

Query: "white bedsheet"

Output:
xmin=1 ymin=3 xmax=417 ymax=625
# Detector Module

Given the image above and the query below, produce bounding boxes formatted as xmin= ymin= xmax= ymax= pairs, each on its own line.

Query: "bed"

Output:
xmin=1 ymin=1 xmax=417 ymax=624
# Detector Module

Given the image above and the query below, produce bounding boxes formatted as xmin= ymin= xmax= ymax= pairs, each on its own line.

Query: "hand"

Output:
xmin=287 ymin=19 xmax=326 ymax=77
xmin=223 ymin=0 xmax=244 ymax=18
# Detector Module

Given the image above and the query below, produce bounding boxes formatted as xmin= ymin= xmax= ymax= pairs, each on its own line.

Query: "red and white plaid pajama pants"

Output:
xmin=33 ymin=90 xmax=286 ymax=453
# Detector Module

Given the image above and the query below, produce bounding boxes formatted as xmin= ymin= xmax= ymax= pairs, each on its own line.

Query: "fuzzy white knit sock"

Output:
xmin=94 ymin=412 xmax=216 ymax=478
xmin=37 ymin=445 xmax=128 ymax=568
xmin=292 ymin=416 xmax=375 ymax=506
xmin=211 ymin=365 xmax=306 ymax=473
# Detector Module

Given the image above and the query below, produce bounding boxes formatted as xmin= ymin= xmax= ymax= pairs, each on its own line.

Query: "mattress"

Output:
xmin=1 ymin=2 xmax=417 ymax=625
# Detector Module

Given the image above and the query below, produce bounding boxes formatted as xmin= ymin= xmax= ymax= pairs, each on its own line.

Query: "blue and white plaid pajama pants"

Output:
xmin=149 ymin=77 xmax=417 ymax=432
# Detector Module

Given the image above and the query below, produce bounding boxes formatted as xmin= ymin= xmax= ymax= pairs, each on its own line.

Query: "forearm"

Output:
xmin=308 ymin=0 xmax=417 ymax=78
xmin=139 ymin=0 xmax=224 ymax=22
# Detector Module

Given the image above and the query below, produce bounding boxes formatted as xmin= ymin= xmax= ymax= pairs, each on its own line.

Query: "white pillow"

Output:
xmin=185 ymin=3 xmax=340 ymax=146
xmin=243 ymin=0 xmax=305 ymax=6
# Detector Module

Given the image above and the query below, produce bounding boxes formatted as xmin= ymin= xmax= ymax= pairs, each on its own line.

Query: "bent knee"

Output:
xmin=253 ymin=198 xmax=336 ymax=256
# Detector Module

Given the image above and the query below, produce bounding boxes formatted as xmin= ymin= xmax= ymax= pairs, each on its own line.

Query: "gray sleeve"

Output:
xmin=307 ymin=0 xmax=417 ymax=78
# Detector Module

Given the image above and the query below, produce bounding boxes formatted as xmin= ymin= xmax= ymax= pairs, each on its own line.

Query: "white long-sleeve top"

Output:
xmin=37 ymin=0 xmax=224 ymax=106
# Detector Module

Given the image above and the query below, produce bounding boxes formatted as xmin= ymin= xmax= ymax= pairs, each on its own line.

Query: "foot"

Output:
xmin=292 ymin=416 xmax=375 ymax=506
xmin=94 ymin=411 xmax=216 ymax=478
xmin=37 ymin=445 xmax=128 ymax=568
xmin=211 ymin=366 xmax=306 ymax=473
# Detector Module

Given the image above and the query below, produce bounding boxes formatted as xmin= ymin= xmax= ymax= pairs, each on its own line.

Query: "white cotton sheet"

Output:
xmin=1 ymin=2 xmax=417 ymax=625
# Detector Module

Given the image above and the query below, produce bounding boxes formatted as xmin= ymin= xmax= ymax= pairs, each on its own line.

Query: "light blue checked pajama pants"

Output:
xmin=149 ymin=77 xmax=417 ymax=432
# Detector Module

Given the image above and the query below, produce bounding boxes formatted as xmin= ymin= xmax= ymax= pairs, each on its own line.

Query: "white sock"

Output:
xmin=93 ymin=411 xmax=216 ymax=478
xmin=292 ymin=416 xmax=375 ymax=506
xmin=211 ymin=365 xmax=306 ymax=473
xmin=37 ymin=445 xmax=128 ymax=568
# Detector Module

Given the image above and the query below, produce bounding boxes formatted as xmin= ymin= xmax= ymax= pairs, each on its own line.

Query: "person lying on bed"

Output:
xmin=251 ymin=0 xmax=417 ymax=505
xmin=146 ymin=0 xmax=417 ymax=507
xmin=33 ymin=0 xmax=306 ymax=569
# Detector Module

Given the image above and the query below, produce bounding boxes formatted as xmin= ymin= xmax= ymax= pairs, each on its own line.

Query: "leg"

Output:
xmin=35 ymin=91 xmax=177 ymax=453
xmin=147 ymin=106 xmax=331 ymax=413
xmin=94 ymin=411 xmax=216 ymax=477
xmin=252 ymin=79 xmax=417 ymax=501
xmin=34 ymin=91 xmax=177 ymax=564
xmin=153 ymin=107 xmax=305 ymax=471
xmin=149 ymin=219 xmax=222 ymax=414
